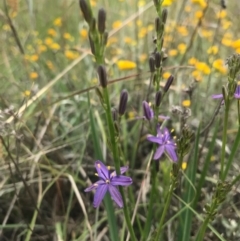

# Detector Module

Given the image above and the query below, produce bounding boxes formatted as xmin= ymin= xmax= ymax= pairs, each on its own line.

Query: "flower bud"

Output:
xmin=155 ymin=17 xmax=161 ymax=33
xmin=98 ymin=8 xmax=106 ymax=34
xmin=103 ymin=31 xmax=108 ymax=46
xmin=79 ymin=0 xmax=93 ymax=24
xmin=118 ymin=89 xmax=128 ymax=116
xmin=155 ymin=91 xmax=162 ymax=107
xmin=97 ymin=65 xmax=107 ymax=88
xmin=90 ymin=17 xmax=96 ymax=32
xmin=163 ymin=75 xmax=174 ymax=92
xmin=155 ymin=52 xmax=161 ymax=68
xmin=149 ymin=56 xmax=155 ymax=73
xmin=162 ymin=8 xmax=168 ymax=25
xmin=142 ymin=101 xmax=153 ymax=120
xmin=88 ymin=34 xmax=95 ymax=55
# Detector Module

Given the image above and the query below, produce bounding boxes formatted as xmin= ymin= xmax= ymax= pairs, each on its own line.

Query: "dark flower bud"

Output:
xmin=90 ymin=17 xmax=96 ymax=32
xmin=88 ymin=34 xmax=95 ymax=55
xmin=103 ymin=31 xmax=108 ymax=46
xmin=118 ymin=89 xmax=128 ymax=116
xmin=79 ymin=0 xmax=93 ymax=24
xmin=155 ymin=17 xmax=161 ymax=33
xmin=162 ymin=8 xmax=168 ymax=25
xmin=221 ymin=0 xmax=227 ymax=9
xmin=112 ymin=108 xmax=118 ymax=121
xmin=98 ymin=8 xmax=106 ymax=34
xmin=155 ymin=91 xmax=162 ymax=107
xmin=97 ymin=65 xmax=108 ymax=88
xmin=155 ymin=52 xmax=161 ymax=68
xmin=142 ymin=101 xmax=153 ymax=120
xmin=164 ymin=75 xmax=174 ymax=92
xmin=149 ymin=56 xmax=155 ymax=72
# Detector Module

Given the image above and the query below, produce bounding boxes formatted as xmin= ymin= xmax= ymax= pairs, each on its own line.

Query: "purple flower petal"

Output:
xmin=158 ymin=115 xmax=170 ymax=120
xmin=84 ymin=180 xmax=105 ymax=192
xmin=234 ymin=86 xmax=240 ymax=98
xmin=153 ymin=145 xmax=165 ymax=160
xmin=212 ymin=94 xmax=223 ymax=99
xmin=147 ymin=135 xmax=163 ymax=145
xmin=95 ymin=160 xmax=109 ymax=180
xmin=110 ymin=166 xmax=129 ymax=178
xmin=108 ymin=185 xmax=123 ymax=208
xmin=165 ymin=144 xmax=178 ymax=162
xmin=111 ymin=175 xmax=133 ymax=186
xmin=93 ymin=184 xmax=108 ymax=208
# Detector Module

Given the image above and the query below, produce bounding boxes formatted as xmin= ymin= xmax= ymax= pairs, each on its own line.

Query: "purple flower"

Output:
xmin=212 ymin=85 xmax=240 ymax=99
xmin=85 ymin=161 xmax=132 ymax=208
xmin=147 ymin=126 xmax=178 ymax=162
xmin=142 ymin=101 xmax=169 ymax=121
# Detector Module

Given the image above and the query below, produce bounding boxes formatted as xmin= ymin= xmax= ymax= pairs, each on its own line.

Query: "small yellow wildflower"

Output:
xmin=138 ymin=27 xmax=147 ymax=38
xmin=30 ymin=54 xmax=39 ymax=62
xmin=29 ymin=72 xmax=38 ymax=79
xmin=231 ymin=40 xmax=240 ymax=49
xmin=201 ymin=29 xmax=213 ymax=39
xmin=182 ymin=100 xmax=191 ymax=107
xmin=195 ymin=11 xmax=203 ymax=19
xmin=191 ymin=0 xmax=207 ymax=8
xmin=136 ymin=20 xmax=142 ymax=27
xmin=64 ymin=50 xmax=80 ymax=60
xmin=45 ymin=37 xmax=53 ymax=46
xmin=177 ymin=26 xmax=188 ymax=36
xmin=50 ymin=43 xmax=60 ymax=50
xmin=139 ymin=54 xmax=147 ymax=63
xmin=23 ymin=90 xmax=31 ymax=97
xmin=138 ymin=0 xmax=146 ymax=7
xmin=3 ymin=24 xmax=10 ymax=31
xmin=80 ymin=29 xmax=88 ymax=39
xmin=213 ymin=59 xmax=227 ymax=74
xmin=162 ymin=0 xmax=174 ymax=7
xmin=192 ymin=70 xmax=202 ymax=81
xmin=184 ymin=5 xmax=191 ymax=12
xmin=210 ymin=155 xmax=217 ymax=161
xmin=216 ymin=10 xmax=227 ymax=19
xmin=112 ymin=20 xmax=122 ymax=29
xmin=63 ymin=32 xmax=72 ymax=40
xmin=107 ymin=37 xmax=118 ymax=46
xmin=236 ymin=48 xmax=240 ymax=54
xmin=128 ymin=111 xmax=136 ymax=120
xmin=168 ymin=49 xmax=178 ymax=57
xmin=38 ymin=45 xmax=47 ymax=53
xmin=163 ymin=72 xmax=171 ymax=79
xmin=53 ymin=17 xmax=62 ymax=27
xmin=147 ymin=24 xmax=154 ymax=32
xmin=117 ymin=60 xmax=136 ymax=70
xmin=90 ymin=0 xmax=96 ymax=6
xmin=222 ymin=20 xmax=232 ymax=30
xmin=207 ymin=46 xmax=218 ymax=55
xmin=48 ymin=28 xmax=57 ymax=37
xmin=91 ymin=78 xmax=98 ymax=85
xmin=182 ymin=162 xmax=187 ymax=170
xmin=46 ymin=61 xmax=54 ymax=70
xmin=188 ymin=57 xmax=198 ymax=65
xmin=195 ymin=62 xmax=211 ymax=75
xmin=178 ymin=43 xmax=187 ymax=54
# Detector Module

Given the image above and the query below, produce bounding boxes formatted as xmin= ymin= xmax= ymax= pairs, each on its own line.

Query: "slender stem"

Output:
xmin=194 ymin=216 xmax=211 ymax=241
xmin=220 ymin=99 xmax=230 ymax=180
xmin=102 ymin=87 xmax=137 ymax=241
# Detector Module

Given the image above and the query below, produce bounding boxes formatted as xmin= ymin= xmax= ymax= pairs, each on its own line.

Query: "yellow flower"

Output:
xmin=50 ymin=43 xmax=60 ymax=50
xmin=213 ymin=59 xmax=227 ymax=74
xmin=63 ymin=32 xmax=72 ymax=40
xmin=117 ymin=60 xmax=136 ymax=70
xmin=30 ymin=54 xmax=39 ymax=62
xmin=46 ymin=61 xmax=54 ymax=70
xmin=107 ymin=37 xmax=118 ymax=46
xmin=147 ymin=24 xmax=154 ymax=32
xmin=90 ymin=0 xmax=96 ymax=6
xmin=178 ymin=43 xmax=187 ymax=54
xmin=195 ymin=62 xmax=211 ymax=75
xmin=221 ymin=38 xmax=232 ymax=47
xmin=162 ymin=0 xmax=174 ymax=7
xmin=188 ymin=57 xmax=198 ymax=65
xmin=216 ymin=10 xmax=227 ymax=19
xmin=177 ymin=26 xmax=188 ymax=36
xmin=207 ymin=46 xmax=218 ymax=55
xmin=128 ymin=111 xmax=136 ymax=120
xmin=112 ymin=20 xmax=122 ymax=29
xmin=80 ymin=29 xmax=88 ymax=38
xmin=182 ymin=100 xmax=191 ymax=107
xmin=45 ymin=37 xmax=53 ymax=46
xmin=48 ymin=28 xmax=57 ymax=37
xmin=231 ymin=40 xmax=240 ymax=49
xmin=38 ymin=44 xmax=47 ymax=53
xmin=64 ymin=50 xmax=80 ymax=60
xmin=184 ymin=5 xmax=191 ymax=12
xmin=29 ymin=72 xmax=38 ymax=79
xmin=191 ymin=0 xmax=207 ymax=8
xmin=136 ymin=20 xmax=142 ymax=27
xmin=53 ymin=17 xmax=62 ymax=27
xmin=201 ymin=29 xmax=213 ymax=39
xmin=138 ymin=0 xmax=146 ymax=7
xmin=191 ymin=70 xmax=202 ymax=81
xmin=163 ymin=72 xmax=171 ymax=79
xmin=138 ymin=27 xmax=147 ymax=38
xmin=23 ymin=90 xmax=31 ymax=97
xmin=182 ymin=162 xmax=187 ymax=170
xmin=139 ymin=54 xmax=147 ymax=62
xmin=222 ymin=20 xmax=232 ymax=30
xmin=195 ymin=11 xmax=203 ymax=19
xmin=236 ymin=48 xmax=240 ymax=54
xmin=168 ymin=49 xmax=178 ymax=56
xmin=3 ymin=24 xmax=10 ymax=31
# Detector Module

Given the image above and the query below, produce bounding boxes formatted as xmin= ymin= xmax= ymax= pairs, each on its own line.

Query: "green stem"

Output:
xmin=102 ymin=87 xmax=137 ymax=241
xmin=194 ymin=216 xmax=211 ymax=241
xmin=220 ymin=99 xmax=230 ymax=180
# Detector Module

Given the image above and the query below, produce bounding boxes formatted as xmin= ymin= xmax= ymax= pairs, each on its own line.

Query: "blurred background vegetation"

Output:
xmin=0 ymin=0 xmax=240 ymax=240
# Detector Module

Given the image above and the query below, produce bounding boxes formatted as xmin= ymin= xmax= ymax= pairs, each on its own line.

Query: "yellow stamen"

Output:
xmin=95 ymin=173 xmax=98 ymax=176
